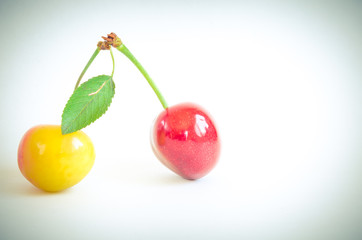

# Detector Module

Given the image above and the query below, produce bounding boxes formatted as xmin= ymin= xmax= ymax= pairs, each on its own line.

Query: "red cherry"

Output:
xmin=151 ymin=103 xmax=221 ymax=180
xmin=114 ymin=40 xmax=221 ymax=179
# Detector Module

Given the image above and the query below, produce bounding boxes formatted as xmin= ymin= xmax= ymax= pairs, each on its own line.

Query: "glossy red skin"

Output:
xmin=151 ymin=103 xmax=220 ymax=180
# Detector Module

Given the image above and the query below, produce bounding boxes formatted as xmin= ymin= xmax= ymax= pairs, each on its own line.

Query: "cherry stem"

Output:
xmin=110 ymin=47 xmax=115 ymax=77
xmin=74 ymin=47 xmax=100 ymax=90
xmin=116 ymin=44 xmax=168 ymax=109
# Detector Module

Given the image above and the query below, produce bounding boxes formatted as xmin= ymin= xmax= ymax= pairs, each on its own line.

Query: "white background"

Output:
xmin=0 ymin=0 xmax=362 ymax=239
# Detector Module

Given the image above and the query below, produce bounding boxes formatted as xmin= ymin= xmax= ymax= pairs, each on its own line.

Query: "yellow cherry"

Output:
xmin=18 ymin=125 xmax=95 ymax=192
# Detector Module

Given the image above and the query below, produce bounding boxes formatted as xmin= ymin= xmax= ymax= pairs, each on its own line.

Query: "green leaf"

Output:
xmin=61 ymin=75 xmax=115 ymax=134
